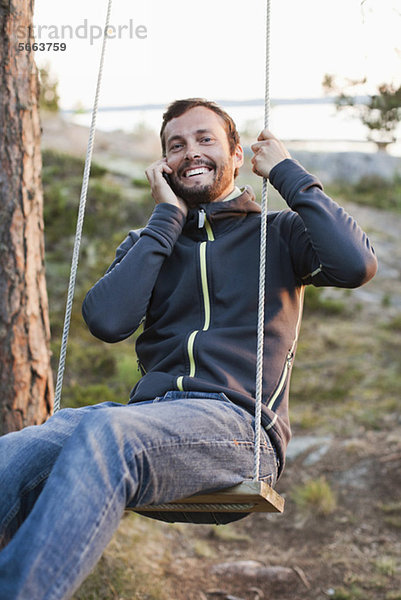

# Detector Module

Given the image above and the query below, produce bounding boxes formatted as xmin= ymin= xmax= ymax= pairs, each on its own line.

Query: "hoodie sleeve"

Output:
xmin=82 ymin=202 xmax=186 ymax=342
xmin=269 ymin=159 xmax=378 ymax=287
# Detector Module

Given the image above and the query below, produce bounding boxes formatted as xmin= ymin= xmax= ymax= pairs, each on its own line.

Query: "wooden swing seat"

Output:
xmin=132 ymin=480 xmax=284 ymax=516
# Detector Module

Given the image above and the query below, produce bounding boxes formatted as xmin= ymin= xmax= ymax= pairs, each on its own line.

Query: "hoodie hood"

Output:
xmin=182 ymin=186 xmax=260 ymax=239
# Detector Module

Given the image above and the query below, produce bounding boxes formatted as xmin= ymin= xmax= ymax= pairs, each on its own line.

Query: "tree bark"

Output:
xmin=0 ymin=0 xmax=53 ymax=433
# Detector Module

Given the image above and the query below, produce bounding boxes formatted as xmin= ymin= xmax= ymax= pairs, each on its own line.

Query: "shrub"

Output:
xmin=62 ymin=384 xmax=121 ymax=409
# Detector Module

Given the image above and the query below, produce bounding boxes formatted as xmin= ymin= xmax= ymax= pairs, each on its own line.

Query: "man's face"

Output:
xmin=163 ymin=106 xmax=243 ymax=207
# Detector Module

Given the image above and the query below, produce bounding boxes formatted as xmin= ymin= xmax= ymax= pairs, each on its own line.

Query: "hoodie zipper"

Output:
xmin=176 ymin=210 xmax=214 ymax=391
xmin=266 ymin=286 xmax=305 ymax=410
xmin=266 ymin=351 xmax=294 ymax=410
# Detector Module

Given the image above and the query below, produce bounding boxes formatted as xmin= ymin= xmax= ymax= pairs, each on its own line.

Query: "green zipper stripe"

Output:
xmin=264 ymin=413 xmax=278 ymax=432
xmin=204 ymin=216 xmax=215 ymax=241
xmin=267 ymin=359 xmax=290 ymax=410
xmin=176 ymin=216 xmax=214 ymax=391
xmin=187 ymin=330 xmax=198 ymax=377
xmin=267 ymin=287 xmax=305 ymax=410
xmin=200 ymin=242 xmax=211 ymax=330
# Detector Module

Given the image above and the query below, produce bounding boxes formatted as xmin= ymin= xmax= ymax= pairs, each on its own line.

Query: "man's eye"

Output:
xmin=201 ymin=137 xmax=213 ymax=143
xmin=170 ymin=143 xmax=183 ymax=151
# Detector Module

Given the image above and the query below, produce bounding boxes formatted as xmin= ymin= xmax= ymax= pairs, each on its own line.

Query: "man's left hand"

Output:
xmin=251 ymin=129 xmax=291 ymax=179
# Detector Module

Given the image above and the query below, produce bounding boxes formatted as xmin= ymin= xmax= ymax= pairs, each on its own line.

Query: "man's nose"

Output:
xmin=184 ymin=143 xmax=201 ymax=160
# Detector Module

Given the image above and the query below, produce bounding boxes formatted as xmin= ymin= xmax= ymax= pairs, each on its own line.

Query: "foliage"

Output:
xmin=131 ymin=176 xmax=150 ymax=189
xmin=39 ymin=65 xmax=60 ymax=112
xmin=63 ymin=384 xmax=122 ymax=409
xmin=325 ymin=174 xmax=401 ymax=213
xmin=42 ymin=149 xmax=148 ymax=250
xmin=323 ymin=74 xmax=401 ymax=151
xmin=42 ymin=149 xmax=152 ymax=408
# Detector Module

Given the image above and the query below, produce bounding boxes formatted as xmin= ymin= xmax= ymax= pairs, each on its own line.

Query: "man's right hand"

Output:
xmin=145 ymin=159 xmax=188 ymax=217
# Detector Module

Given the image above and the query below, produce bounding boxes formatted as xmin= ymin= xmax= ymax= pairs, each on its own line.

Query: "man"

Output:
xmin=0 ymin=98 xmax=377 ymax=599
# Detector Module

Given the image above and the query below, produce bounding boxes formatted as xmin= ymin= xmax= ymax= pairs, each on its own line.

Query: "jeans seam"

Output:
xmin=129 ymin=438 xmax=272 ymax=453
xmin=20 ymin=467 xmax=53 ymax=497
xmin=129 ymin=440 xmax=277 ymax=483
xmin=0 ymin=468 xmax=53 ymax=532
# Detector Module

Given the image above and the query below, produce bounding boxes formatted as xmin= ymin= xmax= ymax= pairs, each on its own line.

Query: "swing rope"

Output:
xmin=53 ymin=0 xmax=113 ymax=413
xmin=253 ymin=0 xmax=271 ymax=482
xmin=53 ymin=0 xmax=272 ymax=490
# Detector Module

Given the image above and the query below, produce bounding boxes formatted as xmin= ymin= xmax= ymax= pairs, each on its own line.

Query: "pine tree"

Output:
xmin=0 ymin=0 xmax=53 ymax=433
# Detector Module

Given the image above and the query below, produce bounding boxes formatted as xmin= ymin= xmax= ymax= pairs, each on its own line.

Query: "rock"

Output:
xmin=304 ymin=444 xmax=331 ymax=466
xmin=211 ymin=560 xmax=295 ymax=582
xmin=211 ymin=560 xmax=262 ymax=577
xmin=290 ymin=149 xmax=401 ymax=184
xmin=336 ymin=460 xmax=372 ymax=489
xmin=286 ymin=436 xmax=332 ymax=462
xmin=259 ymin=566 xmax=296 ymax=582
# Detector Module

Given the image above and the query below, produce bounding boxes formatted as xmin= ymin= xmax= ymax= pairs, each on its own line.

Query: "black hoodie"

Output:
xmin=82 ymin=159 xmax=377 ymax=474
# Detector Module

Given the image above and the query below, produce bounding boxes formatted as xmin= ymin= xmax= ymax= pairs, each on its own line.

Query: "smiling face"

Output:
xmin=163 ymin=106 xmax=243 ymax=207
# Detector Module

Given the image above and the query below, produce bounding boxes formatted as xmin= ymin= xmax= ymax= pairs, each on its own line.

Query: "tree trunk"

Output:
xmin=0 ymin=0 xmax=53 ymax=433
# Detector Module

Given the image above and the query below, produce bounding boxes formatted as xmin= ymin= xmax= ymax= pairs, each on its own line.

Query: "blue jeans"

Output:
xmin=0 ymin=391 xmax=278 ymax=600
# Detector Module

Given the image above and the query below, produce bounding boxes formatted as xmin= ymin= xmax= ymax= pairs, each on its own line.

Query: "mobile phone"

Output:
xmin=163 ymin=172 xmax=172 ymax=187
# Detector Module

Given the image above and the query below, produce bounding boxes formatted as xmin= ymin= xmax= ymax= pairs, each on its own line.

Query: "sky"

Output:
xmin=32 ymin=0 xmax=401 ymax=142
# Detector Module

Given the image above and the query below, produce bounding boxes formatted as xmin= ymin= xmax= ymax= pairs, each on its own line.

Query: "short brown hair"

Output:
xmin=160 ymin=98 xmax=240 ymax=156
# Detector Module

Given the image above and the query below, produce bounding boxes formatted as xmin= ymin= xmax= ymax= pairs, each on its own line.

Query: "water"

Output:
xmin=65 ymin=102 xmax=401 ymax=156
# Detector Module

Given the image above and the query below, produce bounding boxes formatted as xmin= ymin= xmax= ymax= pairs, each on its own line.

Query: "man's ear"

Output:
xmin=234 ymin=144 xmax=244 ymax=170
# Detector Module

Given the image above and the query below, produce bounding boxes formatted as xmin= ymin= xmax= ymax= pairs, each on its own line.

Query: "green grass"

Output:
xmin=290 ymin=476 xmax=337 ymax=516
xmin=382 ymin=313 xmax=401 ymax=332
xmin=208 ymin=524 xmax=251 ymax=543
xmin=379 ymin=501 xmax=401 ymax=529
xmin=386 ymin=593 xmax=401 ymax=600
xmin=73 ymin=514 xmax=176 ymax=599
xmin=73 ymin=554 xmax=168 ymax=600
xmin=330 ymin=585 xmax=365 ymax=600
xmin=374 ymin=557 xmax=397 ymax=577
xmin=326 ymin=174 xmax=401 ymax=213
xmin=131 ymin=176 xmax=150 ymax=189
xmin=303 ymin=285 xmax=347 ymax=316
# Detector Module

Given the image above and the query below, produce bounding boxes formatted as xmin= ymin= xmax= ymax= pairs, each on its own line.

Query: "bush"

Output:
xmin=326 ymin=175 xmax=401 ymax=212
xmin=62 ymin=384 xmax=121 ymax=409
xmin=43 ymin=150 xmax=152 ymax=403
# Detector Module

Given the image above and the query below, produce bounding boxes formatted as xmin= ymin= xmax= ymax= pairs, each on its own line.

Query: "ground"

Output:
xmin=72 ymin=426 xmax=401 ymax=600
xmin=40 ymin=113 xmax=401 ymax=599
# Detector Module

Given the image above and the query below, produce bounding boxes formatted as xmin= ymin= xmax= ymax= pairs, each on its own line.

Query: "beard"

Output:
xmin=168 ymin=158 xmax=235 ymax=208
